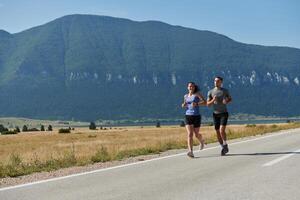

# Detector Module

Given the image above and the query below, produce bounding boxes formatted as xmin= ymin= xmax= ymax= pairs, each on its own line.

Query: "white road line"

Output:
xmin=0 ymin=128 xmax=298 ymax=192
xmin=262 ymin=148 xmax=300 ymax=167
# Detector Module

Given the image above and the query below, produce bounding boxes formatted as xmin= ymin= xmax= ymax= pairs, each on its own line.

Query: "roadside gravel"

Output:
xmin=0 ymin=148 xmax=187 ymax=188
xmin=2 ymin=127 xmax=298 ymax=189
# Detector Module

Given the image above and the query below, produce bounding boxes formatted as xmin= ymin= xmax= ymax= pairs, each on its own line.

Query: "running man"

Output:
xmin=207 ymin=76 xmax=232 ymax=156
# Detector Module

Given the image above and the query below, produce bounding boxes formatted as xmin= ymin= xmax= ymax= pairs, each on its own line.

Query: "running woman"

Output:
xmin=207 ymin=76 xmax=232 ymax=156
xmin=182 ymin=82 xmax=206 ymax=158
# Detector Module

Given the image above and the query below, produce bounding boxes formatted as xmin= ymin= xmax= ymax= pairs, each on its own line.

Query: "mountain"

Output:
xmin=0 ymin=14 xmax=299 ymax=121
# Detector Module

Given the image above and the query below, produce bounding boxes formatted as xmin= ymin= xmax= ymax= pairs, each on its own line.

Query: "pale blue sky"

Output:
xmin=0 ymin=0 xmax=299 ymax=48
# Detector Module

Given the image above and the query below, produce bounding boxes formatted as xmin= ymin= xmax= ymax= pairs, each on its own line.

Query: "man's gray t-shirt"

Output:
xmin=207 ymin=87 xmax=231 ymax=114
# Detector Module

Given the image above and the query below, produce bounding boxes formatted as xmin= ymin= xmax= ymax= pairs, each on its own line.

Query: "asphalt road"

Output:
xmin=1 ymin=128 xmax=300 ymax=200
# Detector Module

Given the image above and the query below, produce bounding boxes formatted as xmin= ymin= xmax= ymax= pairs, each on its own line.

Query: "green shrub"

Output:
xmin=91 ymin=146 xmax=111 ymax=163
xmin=9 ymin=154 xmax=22 ymax=166
xmin=28 ymin=128 xmax=39 ymax=132
xmin=257 ymin=125 xmax=266 ymax=129
xmin=0 ymin=163 xmax=5 ymax=178
xmin=58 ymin=128 xmax=71 ymax=134
xmin=246 ymin=124 xmax=256 ymax=128
xmin=1 ymin=130 xmax=18 ymax=135
xmin=270 ymin=124 xmax=278 ymax=128
xmin=115 ymin=147 xmax=161 ymax=160
xmin=206 ymin=122 xmax=214 ymax=126
xmin=59 ymin=152 xmax=77 ymax=168
xmin=6 ymin=154 xmax=23 ymax=177
xmin=89 ymin=122 xmax=97 ymax=130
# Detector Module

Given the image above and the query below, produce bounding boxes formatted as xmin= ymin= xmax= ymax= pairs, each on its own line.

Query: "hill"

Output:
xmin=0 ymin=14 xmax=299 ymax=120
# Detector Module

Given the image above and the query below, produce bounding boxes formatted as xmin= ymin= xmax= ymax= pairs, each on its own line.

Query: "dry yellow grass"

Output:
xmin=0 ymin=123 xmax=299 ymax=166
xmin=0 ymin=126 xmax=208 ymax=164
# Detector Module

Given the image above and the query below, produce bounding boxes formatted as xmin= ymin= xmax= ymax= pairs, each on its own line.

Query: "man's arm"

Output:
xmin=206 ymin=91 xmax=215 ymax=106
xmin=223 ymin=90 xmax=232 ymax=104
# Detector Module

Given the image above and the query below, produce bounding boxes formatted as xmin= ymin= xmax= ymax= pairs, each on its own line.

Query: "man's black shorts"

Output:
xmin=213 ymin=112 xmax=229 ymax=130
xmin=185 ymin=115 xmax=201 ymax=128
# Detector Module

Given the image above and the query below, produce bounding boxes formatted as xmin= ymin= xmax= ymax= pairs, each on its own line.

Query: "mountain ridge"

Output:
xmin=0 ymin=14 xmax=299 ymax=120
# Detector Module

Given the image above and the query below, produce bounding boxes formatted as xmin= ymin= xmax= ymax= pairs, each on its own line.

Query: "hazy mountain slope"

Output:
xmin=0 ymin=14 xmax=299 ymax=120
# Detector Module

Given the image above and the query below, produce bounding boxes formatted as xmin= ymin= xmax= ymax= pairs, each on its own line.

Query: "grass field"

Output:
xmin=0 ymin=117 xmax=88 ymax=128
xmin=1 ymin=122 xmax=300 ymax=177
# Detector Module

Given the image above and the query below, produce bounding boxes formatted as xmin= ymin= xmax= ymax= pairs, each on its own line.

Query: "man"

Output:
xmin=207 ymin=76 xmax=232 ymax=156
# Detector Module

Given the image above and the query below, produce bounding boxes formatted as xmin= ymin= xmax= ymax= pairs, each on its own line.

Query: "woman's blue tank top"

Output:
xmin=185 ymin=94 xmax=200 ymax=116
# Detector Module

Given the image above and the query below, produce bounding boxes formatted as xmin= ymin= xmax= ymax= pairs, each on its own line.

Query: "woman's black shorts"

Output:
xmin=185 ymin=115 xmax=201 ymax=128
xmin=213 ymin=112 xmax=229 ymax=130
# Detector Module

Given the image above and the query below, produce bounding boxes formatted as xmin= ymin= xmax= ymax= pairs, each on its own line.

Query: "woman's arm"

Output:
xmin=196 ymin=92 xmax=207 ymax=106
xmin=181 ymin=95 xmax=187 ymax=108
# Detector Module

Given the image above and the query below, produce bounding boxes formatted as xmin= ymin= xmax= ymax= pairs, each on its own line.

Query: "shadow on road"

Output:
xmin=226 ymin=152 xmax=300 ymax=156
xmin=192 ymin=151 xmax=300 ymax=159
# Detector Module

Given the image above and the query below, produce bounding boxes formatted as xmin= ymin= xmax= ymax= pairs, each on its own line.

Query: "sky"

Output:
xmin=0 ymin=0 xmax=299 ymax=48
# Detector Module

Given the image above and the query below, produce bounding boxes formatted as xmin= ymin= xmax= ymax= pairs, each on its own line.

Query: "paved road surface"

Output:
xmin=1 ymin=128 xmax=300 ymax=200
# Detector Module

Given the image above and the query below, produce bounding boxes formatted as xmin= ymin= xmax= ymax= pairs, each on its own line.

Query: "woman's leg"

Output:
xmin=185 ymin=125 xmax=194 ymax=153
xmin=194 ymin=127 xmax=204 ymax=150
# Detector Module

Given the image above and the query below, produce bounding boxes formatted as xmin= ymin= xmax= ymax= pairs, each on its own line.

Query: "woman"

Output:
xmin=182 ymin=82 xmax=206 ymax=158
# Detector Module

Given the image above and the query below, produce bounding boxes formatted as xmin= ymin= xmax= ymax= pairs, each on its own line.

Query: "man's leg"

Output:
xmin=213 ymin=114 xmax=223 ymax=146
xmin=220 ymin=125 xmax=228 ymax=152
xmin=220 ymin=125 xmax=227 ymax=143
xmin=220 ymin=112 xmax=229 ymax=154
xmin=215 ymin=129 xmax=223 ymax=146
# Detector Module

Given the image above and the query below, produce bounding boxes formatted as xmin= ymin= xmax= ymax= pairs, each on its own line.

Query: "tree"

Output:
xmin=0 ymin=124 xmax=8 ymax=133
xmin=180 ymin=121 xmax=185 ymax=127
xmin=47 ymin=125 xmax=53 ymax=131
xmin=156 ymin=121 xmax=161 ymax=128
xmin=89 ymin=122 xmax=97 ymax=130
xmin=22 ymin=125 xmax=28 ymax=132
xmin=15 ymin=126 xmax=21 ymax=133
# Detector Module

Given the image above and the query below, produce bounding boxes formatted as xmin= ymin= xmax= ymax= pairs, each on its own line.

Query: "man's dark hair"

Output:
xmin=215 ymin=76 xmax=223 ymax=82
